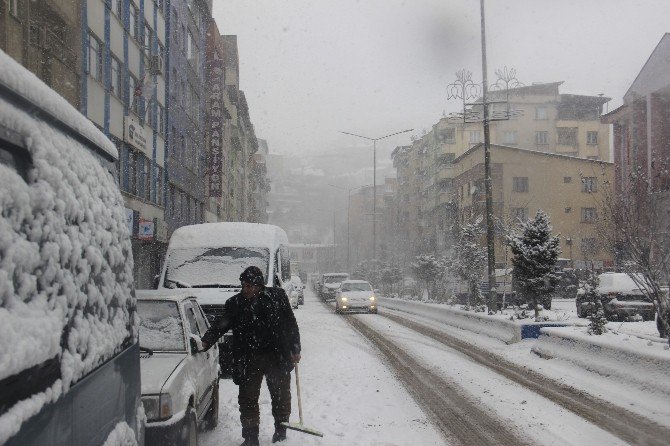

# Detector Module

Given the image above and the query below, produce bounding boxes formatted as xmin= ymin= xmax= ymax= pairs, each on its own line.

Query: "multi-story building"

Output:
xmin=83 ymin=0 xmax=169 ymax=288
xmin=251 ymin=139 xmax=270 ymax=223
xmin=1 ymin=0 xmax=81 ymax=107
xmin=451 ymin=144 xmax=614 ymax=270
xmin=165 ymin=0 xmax=210 ymax=235
xmin=392 ymin=82 xmax=612 ymax=267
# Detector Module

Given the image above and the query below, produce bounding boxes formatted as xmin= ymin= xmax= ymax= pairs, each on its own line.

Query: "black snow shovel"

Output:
xmin=281 ymin=364 xmax=324 ymax=437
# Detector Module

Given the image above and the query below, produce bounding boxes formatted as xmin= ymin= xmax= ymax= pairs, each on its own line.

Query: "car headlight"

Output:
xmin=340 ymin=296 xmax=348 ymax=301
xmin=369 ymin=296 xmax=376 ymax=301
xmin=142 ymin=396 xmax=160 ymax=421
xmin=159 ymin=393 xmax=173 ymax=419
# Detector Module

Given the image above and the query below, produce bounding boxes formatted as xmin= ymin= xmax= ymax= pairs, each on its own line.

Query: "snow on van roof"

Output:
xmin=169 ymin=222 xmax=289 ymax=249
xmin=0 ymin=50 xmax=117 ymax=159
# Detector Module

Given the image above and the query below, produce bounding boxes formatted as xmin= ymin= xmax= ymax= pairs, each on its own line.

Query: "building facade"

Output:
xmin=1 ymin=0 xmax=81 ymax=108
xmin=82 ymin=0 xmax=169 ymax=288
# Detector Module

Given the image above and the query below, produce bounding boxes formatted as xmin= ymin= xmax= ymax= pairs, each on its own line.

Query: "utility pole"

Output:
xmin=446 ymin=1 xmax=523 ymax=313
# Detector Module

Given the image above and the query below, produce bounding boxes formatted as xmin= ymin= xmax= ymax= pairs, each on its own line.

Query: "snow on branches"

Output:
xmin=507 ymin=210 xmax=560 ymax=320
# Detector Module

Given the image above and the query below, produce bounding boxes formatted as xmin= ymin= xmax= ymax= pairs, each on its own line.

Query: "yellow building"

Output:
xmin=452 ymin=144 xmax=614 ymax=269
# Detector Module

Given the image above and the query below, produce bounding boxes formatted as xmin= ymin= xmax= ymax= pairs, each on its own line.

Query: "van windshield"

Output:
xmin=165 ymin=247 xmax=270 ymax=287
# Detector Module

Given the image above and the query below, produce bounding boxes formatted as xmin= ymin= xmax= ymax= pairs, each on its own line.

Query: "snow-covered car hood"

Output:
xmin=140 ymin=354 xmax=186 ymax=395
xmin=186 ymin=287 xmax=240 ymax=306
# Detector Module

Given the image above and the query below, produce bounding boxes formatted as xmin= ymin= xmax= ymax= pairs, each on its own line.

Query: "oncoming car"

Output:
xmin=335 ymin=280 xmax=378 ymax=314
xmin=137 ymin=291 xmax=220 ymax=446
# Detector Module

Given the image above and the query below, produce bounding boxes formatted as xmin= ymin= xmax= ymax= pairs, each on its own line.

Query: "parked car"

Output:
xmin=137 ymin=290 xmax=220 ymax=446
xmin=291 ymin=274 xmax=305 ymax=305
xmin=335 ymin=280 xmax=378 ymax=314
xmin=320 ymin=273 xmax=350 ymax=301
xmin=576 ymin=273 xmax=656 ymax=321
xmin=0 ymin=50 xmax=143 ymax=446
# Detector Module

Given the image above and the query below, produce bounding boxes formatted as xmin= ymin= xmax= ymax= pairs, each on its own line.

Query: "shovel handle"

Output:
xmin=295 ymin=363 xmax=304 ymax=424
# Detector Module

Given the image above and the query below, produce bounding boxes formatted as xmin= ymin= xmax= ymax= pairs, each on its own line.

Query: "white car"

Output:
xmin=137 ymin=291 xmax=220 ymax=446
xmin=335 ymin=280 xmax=378 ymax=314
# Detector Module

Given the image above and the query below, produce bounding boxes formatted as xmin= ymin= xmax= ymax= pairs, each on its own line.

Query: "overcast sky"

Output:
xmin=212 ymin=0 xmax=670 ymax=156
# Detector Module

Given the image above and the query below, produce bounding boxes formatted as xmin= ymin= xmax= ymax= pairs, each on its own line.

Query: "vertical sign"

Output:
xmin=207 ymin=59 xmax=224 ymax=197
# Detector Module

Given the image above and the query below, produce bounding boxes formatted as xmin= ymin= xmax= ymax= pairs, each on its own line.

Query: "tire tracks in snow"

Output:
xmin=379 ymin=309 xmax=670 ymax=446
xmin=338 ymin=307 xmax=528 ymax=446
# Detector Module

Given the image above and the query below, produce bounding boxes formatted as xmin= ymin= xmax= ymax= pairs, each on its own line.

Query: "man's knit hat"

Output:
xmin=240 ymin=266 xmax=265 ymax=287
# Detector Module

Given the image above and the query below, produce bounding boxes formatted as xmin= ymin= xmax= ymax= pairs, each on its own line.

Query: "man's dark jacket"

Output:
xmin=202 ymin=286 xmax=301 ymax=384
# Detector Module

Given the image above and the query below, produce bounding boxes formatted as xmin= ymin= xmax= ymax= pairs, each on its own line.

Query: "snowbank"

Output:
xmin=379 ymin=297 xmax=523 ymax=343
xmin=532 ymin=327 xmax=670 ymax=397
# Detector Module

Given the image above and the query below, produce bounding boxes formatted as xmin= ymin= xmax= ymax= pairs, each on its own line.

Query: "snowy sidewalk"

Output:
xmin=200 ymin=290 xmax=444 ymax=446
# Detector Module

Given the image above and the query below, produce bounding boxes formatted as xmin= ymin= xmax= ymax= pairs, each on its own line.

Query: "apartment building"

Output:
xmin=1 ymin=0 xmax=81 ymax=107
xmin=82 ymin=0 xmax=169 ymax=288
xmin=452 ymin=144 xmax=614 ymax=269
xmin=165 ymin=0 xmax=210 ymax=234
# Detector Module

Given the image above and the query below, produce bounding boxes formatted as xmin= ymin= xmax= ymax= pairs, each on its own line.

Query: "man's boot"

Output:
xmin=240 ymin=426 xmax=260 ymax=446
xmin=272 ymin=422 xmax=287 ymax=443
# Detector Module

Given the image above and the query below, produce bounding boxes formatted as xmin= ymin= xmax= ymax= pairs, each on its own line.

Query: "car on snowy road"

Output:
xmin=335 ymin=280 xmax=378 ymax=314
xmin=320 ymin=272 xmax=350 ymax=301
xmin=137 ymin=290 xmax=220 ymax=446
xmin=576 ymin=273 xmax=656 ymax=321
xmin=292 ymin=274 xmax=305 ymax=305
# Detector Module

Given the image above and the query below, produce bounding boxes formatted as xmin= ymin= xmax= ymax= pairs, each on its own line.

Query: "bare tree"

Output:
xmin=597 ymin=167 xmax=670 ymax=341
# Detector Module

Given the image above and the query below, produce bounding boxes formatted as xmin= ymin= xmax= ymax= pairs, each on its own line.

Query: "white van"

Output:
xmin=157 ymin=222 xmax=296 ymax=375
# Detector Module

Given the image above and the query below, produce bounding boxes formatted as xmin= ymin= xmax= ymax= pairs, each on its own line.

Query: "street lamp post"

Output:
xmin=339 ymin=129 xmax=413 ymax=261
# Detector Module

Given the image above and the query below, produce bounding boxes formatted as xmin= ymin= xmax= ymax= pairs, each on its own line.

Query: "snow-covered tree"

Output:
xmin=411 ymin=255 xmax=443 ymax=300
xmin=507 ymin=210 xmax=560 ymax=320
xmin=583 ymin=271 xmax=608 ymax=335
xmin=447 ymin=223 xmax=487 ymax=309
xmin=380 ymin=264 xmax=403 ymax=295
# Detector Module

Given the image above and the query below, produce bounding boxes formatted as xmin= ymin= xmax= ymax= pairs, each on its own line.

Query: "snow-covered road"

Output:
xmin=200 ymin=289 xmax=668 ymax=445
xmin=200 ymin=290 xmax=444 ymax=446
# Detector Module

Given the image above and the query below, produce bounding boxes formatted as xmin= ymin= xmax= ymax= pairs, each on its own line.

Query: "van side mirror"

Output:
xmin=189 ymin=337 xmax=199 ymax=354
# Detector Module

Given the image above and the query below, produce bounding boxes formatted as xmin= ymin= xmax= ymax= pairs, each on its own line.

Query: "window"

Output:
xmin=129 ymin=3 xmax=138 ymax=40
xmin=136 ymin=155 xmax=145 ymax=198
xmin=110 ymin=57 xmax=122 ymax=97
xmin=581 ymin=207 xmax=597 ymax=222
xmin=128 ymin=148 xmax=137 ymax=195
xmin=8 ymin=0 xmax=19 ymax=17
xmin=441 ymin=128 xmax=456 ymax=143
xmin=535 ymin=107 xmax=548 ymax=120
xmin=557 ymin=127 xmax=577 ymax=146
xmin=536 ymin=131 xmax=549 ymax=145
xmin=582 ymin=176 xmax=597 ymax=192
xmin=581 ymin=238 xmax=599 ymax=255
xmin=155 ymin=166 xmax=164 ymax=206
xmin=563 ymin=176 xmax=572 ymax=183
xmin=503 ymin=131 xmax=517 ymax=145
xmin=183 ymin=302 xmax=201 ymax=335
xmin=128 ymin=74 xmax=139 ymax=114
xmin=88 ymin=32 xmax=103 ymax=82
xmin=157 ymin=103 xmax=165 ymax=136
xmin=144 ymin=22 xmax=153 ymax=51
xmin=111 ymin=0 xmax=122 ymax=17
xmin=511 ymin=207 xmax=528 ymax=222
xmin=280 ymin=245 xmax=291 ymax=281
xmin=469 ymin=131 xmax=482 ymax=144
xmin=587 ymin=131 xmax=598 ymax=145
xmin=565 ymin=207 xmax=572 ymax=213
xmin=512 ymin=177 xmax=528 ymax=192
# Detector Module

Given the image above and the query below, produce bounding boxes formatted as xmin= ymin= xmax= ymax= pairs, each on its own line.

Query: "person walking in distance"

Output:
xmin=201 ymin=266 xmax=301 ymax=445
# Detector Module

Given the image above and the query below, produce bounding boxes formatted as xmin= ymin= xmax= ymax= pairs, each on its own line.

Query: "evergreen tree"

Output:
xmin=411 ymin=255 xmax=442 ymax=300
xmin=584 ymin=271 xmax=608 ymax=335
xmin=447 ymin=223 xmax=487 ymax=309
xmin=507 ymin=210 xmax=561 ymax=320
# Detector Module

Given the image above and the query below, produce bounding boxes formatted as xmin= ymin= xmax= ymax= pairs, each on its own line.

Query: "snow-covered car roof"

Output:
xmin=598 ymin=273 xmax=645 ymax=294
xmin=168 ymin=222 xmax=288 ymax=250
xmin=0 ymin=50 xmax=117 ymax=160
xmin=341 ymin=280 xmax=370 ymax=284
xmin=136 ymin=290 xmax=198 ymax=302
